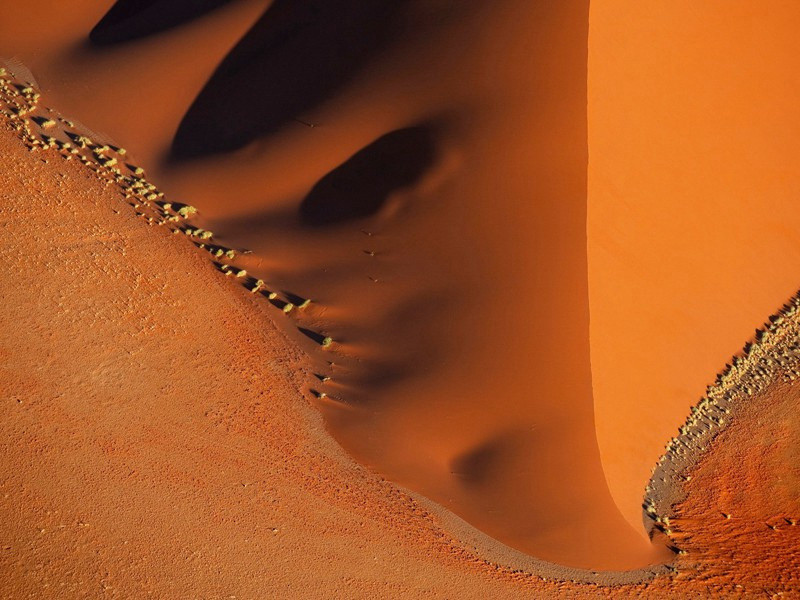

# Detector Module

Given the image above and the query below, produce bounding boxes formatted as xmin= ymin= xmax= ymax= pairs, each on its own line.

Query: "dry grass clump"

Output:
xmin=2 ymin=70 xmax=336 ymax=383
xmin=176 ymin=205 xmax=197 ymax=218
xmin=185 ymin=228 xmax=213 ymax=240
xmin=72 ymin=135 xmax=91 ymax=148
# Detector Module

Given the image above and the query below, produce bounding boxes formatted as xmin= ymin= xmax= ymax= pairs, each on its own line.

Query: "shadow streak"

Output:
xmin=90 ymin=0 xmax=237 ymax=45
xmin=171 ymin=0 xmax=412 ymax=157
xmin=300 ymin=126 xmax=437 ymax=226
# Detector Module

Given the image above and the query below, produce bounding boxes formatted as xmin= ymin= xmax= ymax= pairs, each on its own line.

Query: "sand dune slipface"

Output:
xmin=1 ymin=0 xmax=799 ymax=585
xmin=163 ymin=0 xmax=666 ymax=570
xmin=588 ymin=0 xmax=800 ymax=533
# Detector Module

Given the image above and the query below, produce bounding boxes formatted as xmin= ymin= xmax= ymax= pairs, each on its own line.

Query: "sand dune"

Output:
xmin=0 ymin=83 xmax=662 ymax=597
xmin=3 ymin=70 xmax=798 ymax=597
xmin=589 ymin=0 xmax=800 ymax=532
xmin=1 ymin=0 xmax=800 ymax=595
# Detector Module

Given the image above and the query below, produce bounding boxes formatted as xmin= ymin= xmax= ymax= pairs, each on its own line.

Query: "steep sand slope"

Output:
xmin=589 ymin=0 xmax=800 ymax=531
xmin=0 ymin=84 xmax=663 ymax=598
xmin=1 ymin=0 xmax=669 ymax=569
xmin=2 ymin=58 xmax=799 ymax=598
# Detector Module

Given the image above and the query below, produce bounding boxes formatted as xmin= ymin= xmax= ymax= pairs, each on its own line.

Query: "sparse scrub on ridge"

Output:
xmin=644 ymin=288 xmax=800 ymax=555
xmin=1 ymin=68 xmax=339 ymax=411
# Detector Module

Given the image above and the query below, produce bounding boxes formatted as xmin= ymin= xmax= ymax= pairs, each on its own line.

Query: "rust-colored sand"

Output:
xmin=1 ymin=0 xmax=665 ymax=570
xmin=2 ymin=112 xmax=799 ymax=595
xmin=1 ymin=0 xmax=800 ymax=594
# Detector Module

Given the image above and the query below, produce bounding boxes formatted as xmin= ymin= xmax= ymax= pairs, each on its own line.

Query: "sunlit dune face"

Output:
xmin=588 ymin=0 xmax=800 ymax=534
xmin=5 ymin=0 xmax=800 ymax=572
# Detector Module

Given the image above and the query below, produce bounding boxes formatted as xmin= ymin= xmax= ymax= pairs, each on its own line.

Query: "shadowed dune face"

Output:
xmin=172 ymin=0 xmax=414 ymax=156
xmin=178 ymin=0 xmax=665 ymax=569
xmin=6 ymin=0 xmax=800 ymax=574
xmin=299 ymin=126 xmax=437 ymax=226
xmin=90 ymin=0 xmax=236 ymax=45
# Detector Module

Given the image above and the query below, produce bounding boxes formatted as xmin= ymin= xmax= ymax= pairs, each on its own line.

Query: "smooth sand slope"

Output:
xmin=1 ymin=56 xmax=799 ymax=597
xmin=1 ymin=0 xmax=665 ymax=569
xmin=589 ymin=0 xmax=800 ymax=534
xmin=2 ymin=0 xmax=800 ymax=586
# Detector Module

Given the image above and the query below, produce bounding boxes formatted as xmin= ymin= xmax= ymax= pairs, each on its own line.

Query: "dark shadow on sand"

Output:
xmin=300 ymin=126 xmax=437 ymax=226
xmin=171 ymin=0 xmax=413 ymax=158
xmin=90 ymin=0 xmax=236 ymax=45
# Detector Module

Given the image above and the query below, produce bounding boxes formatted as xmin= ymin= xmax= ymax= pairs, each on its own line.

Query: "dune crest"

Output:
xmin=2 ymin=0 xmax=800 ymax=592
xmin=3 ymin=33 xmax=800 ymax=593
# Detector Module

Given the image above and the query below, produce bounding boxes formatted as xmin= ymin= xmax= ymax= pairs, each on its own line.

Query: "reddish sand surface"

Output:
xmin=589 ymin=0 xmax=800 ymax=534
xmin=1 ymin=0 xmax=800 ymax=593
xmin=0 ymin=107 xmax=661 ymax=599
xmin=3 ymin=76 xmax=799 ymax=599
xmin=663 ymin=380 xmax=800 ymax=597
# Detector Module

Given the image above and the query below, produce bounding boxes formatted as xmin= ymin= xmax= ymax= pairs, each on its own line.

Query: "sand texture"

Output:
xmin=2 ymin=1 xmax=800 ymax=596
xmin=0 ymin=74 xmax=659 ymax=598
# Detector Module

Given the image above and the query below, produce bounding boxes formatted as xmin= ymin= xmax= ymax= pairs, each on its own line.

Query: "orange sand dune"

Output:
xmin=2 ymin=0 xmax=800 ymax=582
xmin=2 ymin=53 xmax=800 ymax=596
xmin=2 ymin=104 xmax=799 ymax=596
xmin=589 ymin=0 xmax=800 ymax=531
xmin=2 ymin=0 xmax=662 ymax=569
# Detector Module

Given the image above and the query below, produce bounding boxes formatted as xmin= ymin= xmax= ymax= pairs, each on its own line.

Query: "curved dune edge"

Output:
xmin=0 ymin=61 xmax=672 ymax=593
xmin=644 ymin=291 xmax=800 ymax=532
xmin=643 ymin=285 xmax=800 ymax=593
xmin=4 ymin=61 xmax=796 ymax=595
xmin=406 ymin=489 xmax=668 ymax=586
